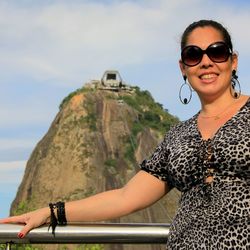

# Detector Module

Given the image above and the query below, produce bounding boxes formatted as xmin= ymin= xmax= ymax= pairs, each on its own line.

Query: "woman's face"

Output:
xmin=179 ymin=26 xmax=238 ymax=101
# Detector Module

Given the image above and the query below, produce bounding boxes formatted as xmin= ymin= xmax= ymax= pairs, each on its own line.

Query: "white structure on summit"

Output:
xmin=86 ymin=70 xmax=134 ymax=92
xmin=101 ymin=70 xmax=124 ymax=88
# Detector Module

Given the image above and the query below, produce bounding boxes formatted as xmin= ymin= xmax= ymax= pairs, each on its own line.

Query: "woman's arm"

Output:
xmin=0 ymin=170 xmax=169 ymax=237
xmin=66 ymin=170 xmax=169 ymax=221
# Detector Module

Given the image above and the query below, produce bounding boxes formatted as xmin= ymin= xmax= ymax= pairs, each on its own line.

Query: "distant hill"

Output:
xmin=11 ymin=83 xmax=180 ymax=250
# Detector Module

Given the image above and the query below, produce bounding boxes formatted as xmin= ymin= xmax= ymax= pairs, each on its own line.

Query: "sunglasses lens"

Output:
xmin=181 ymin=42 xmax=231 ymax=66
xmin=181 ymin=46 xmax=202 ymax=66
xmin=207 ymin=43 xmax=230 ymax=62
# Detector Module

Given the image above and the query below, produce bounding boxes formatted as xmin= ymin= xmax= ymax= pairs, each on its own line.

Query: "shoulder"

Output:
xmin=163 ymin=113 xmax=198 ymax=141
xmin=237 ymin=95 xmax=250 ymax=117
xmin=244 ymin=95 xmax=250 ymax=108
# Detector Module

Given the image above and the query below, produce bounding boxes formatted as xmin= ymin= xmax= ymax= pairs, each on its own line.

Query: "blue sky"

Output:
xmin=1 ymin=0 xmax=250 ymax=218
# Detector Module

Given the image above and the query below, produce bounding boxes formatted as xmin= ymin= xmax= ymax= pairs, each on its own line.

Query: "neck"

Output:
xmin=199 ymin=93 xmax=239 ymax=119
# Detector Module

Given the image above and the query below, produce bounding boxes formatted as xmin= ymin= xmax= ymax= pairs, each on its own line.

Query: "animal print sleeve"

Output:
xmin=140 ymin=131 xmax=173 ymax=188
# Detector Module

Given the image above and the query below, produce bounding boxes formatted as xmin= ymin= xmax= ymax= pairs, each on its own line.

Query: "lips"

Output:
xmin=199 ymin=73 xmax=218 ymax=80
xmin=198 ymin=72 xmax=219 ymax=84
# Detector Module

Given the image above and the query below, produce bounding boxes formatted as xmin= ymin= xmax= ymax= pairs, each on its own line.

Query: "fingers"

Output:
xmin=0 ymin=215 xmax=31 ymax=239
xmin=18 ymin=223 xmax=33 ymax=238
xmin=1 ymin=215 xmax=40 ymax=238
xmin=1 ymin=208 xmax=50 ymax=238
xmin=0 ymin=215 xmax=26 ymax=224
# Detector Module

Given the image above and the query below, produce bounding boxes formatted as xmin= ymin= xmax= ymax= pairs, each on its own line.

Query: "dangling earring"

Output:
xmin=230 ymin=70 xmax=241 ymax=99
xmin=179 ymin=75 xmax=192 ymax=104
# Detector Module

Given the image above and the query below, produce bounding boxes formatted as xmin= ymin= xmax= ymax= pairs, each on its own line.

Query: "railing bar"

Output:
xmin=0 ymin=223 xmax=170 ymax=244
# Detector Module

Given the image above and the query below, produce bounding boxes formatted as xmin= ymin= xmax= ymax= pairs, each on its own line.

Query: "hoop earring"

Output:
xmin=230 ymin=70 xmax=241 ymax=99
xmin=179 ymin=76 xmax=192 ymax=104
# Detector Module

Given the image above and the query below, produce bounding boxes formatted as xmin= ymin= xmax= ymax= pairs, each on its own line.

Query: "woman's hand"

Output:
xmin=0 ymin=207 xmax=50 ymax=238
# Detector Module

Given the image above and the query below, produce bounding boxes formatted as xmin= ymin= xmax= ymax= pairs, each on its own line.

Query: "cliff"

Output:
xmin=11 ymin=85 xmax=180 ymax=250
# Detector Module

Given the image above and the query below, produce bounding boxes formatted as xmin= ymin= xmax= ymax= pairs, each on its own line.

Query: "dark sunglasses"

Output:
xmin=181 ymin=41 xmax=232 ymax=67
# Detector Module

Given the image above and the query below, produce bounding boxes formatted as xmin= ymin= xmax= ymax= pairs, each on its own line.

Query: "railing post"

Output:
xmin=5 ymin=242 xmax=12 ymax=250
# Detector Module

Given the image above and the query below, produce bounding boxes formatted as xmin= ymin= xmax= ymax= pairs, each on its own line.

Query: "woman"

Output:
xmin=1 ymin=20 xmax=249 ymax=249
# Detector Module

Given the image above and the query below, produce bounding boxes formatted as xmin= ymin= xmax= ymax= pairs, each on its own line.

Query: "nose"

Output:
xmin=200 ymin=53 xmax=213 ymax=68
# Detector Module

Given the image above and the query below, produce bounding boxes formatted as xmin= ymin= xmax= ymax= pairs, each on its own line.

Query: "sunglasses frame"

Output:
xmin=181 ymin=41 xmax=232 ymax=67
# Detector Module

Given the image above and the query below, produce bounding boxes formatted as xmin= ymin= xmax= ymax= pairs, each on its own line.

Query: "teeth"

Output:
xmin=201 ymin=74 xmax=216 ymax=79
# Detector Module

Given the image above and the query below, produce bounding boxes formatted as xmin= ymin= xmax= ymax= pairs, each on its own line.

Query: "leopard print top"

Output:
xmin=140 ymin=98 xmax=250 ymax=249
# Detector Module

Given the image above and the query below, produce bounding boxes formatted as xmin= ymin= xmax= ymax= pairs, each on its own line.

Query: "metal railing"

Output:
xmin=0 ymin=223 xmax=170 ymax=249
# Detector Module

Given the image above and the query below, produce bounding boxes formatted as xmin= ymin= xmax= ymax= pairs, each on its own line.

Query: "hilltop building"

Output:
xmin=86 ymin=70 xmax=134 ymax=92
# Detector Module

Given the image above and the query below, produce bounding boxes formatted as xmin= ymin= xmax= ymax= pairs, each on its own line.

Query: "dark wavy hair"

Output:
xmin=181 ymin=20 xmax=233 ymax=51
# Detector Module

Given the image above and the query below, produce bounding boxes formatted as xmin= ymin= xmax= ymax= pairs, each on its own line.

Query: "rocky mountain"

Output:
xmin=11 ymin=83 xmax=180 ymax=250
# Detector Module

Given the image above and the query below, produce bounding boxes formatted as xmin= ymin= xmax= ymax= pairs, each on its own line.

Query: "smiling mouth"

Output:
xmin=200 ymin=73 xmax=218 ymax=80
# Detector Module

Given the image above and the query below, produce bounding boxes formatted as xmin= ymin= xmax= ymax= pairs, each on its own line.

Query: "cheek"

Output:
xmin=185 ymin=69 xmax=199 ymax=84
xmin=185 ymin=67 xmax=197 ymax=78
xmin=186 ymin=75 xmax=200 ymax=92
xmin=220 ymin=60 xmax=234 ymax=73
xmin=219 ymin=65 xmax=233 ymax=82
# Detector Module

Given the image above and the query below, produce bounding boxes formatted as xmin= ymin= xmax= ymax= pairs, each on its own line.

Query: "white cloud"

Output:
xmin=0 ymin=139 xmax=36 ymax=151
xmin=0 ymin=101 xmax=56 ymax=128
xmin=0 ymin=1 xmax=189 ymax=86
xmin=0 ymin=160 xmax=26 ymax=169
xmin=0 ymin=160 xmax=26 ymax=184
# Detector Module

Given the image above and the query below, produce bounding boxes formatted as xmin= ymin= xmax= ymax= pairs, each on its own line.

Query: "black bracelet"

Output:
xmin=56 ymin=201 xmax=67 ymax=226
xmin=48 ymin=201 xmax=67 ymax=236
xmin=48 ymin=203 xmax=58 ymax=237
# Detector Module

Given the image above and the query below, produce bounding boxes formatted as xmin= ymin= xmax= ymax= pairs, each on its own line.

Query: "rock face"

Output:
xmin=11 ymin=86 xmax=180 ymax=250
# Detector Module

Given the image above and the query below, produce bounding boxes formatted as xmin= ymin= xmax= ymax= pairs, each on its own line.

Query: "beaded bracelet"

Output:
xmin=48 ymin=201 xmax=67 ymax=236
xmin=48 ymin=203 xmax=58 ymax=236
xmin=57 ymin=201 xmax=67 ymax=225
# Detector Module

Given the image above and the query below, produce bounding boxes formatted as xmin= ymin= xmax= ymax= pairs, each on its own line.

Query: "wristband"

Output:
xmin=48 ymin=201 xmax=67 ymax=236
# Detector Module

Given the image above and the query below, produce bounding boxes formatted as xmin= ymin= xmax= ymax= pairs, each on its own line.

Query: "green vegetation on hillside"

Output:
xmin=121 ymin=86 xmax=179 ymax=134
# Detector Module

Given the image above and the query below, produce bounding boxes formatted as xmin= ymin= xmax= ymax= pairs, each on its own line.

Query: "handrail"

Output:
xmin=0 ymin=223 xmax=170 ymax=246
